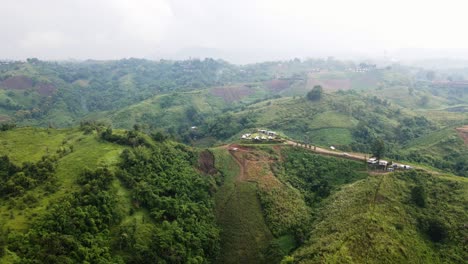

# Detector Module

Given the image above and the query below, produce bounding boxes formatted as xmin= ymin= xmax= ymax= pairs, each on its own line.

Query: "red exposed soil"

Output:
xmin=1 ymin=75 xmax=56 ymax=95
xmin=36 ymin=83 xmax=56 ymax=96
xmin=1 ymin=76 xmax=34 ymax=90
xmin=210 ymin=85 xmax=253 ymax=103
xmin=228 ymin=145 xmax=282 ymax=188
xmin=456 ymin=126 xmax=468 ymax=145
xmin=198 ymin=150 xmax=218 ymax=175
xmin=265 ymin=79 xmax=290 ymax=92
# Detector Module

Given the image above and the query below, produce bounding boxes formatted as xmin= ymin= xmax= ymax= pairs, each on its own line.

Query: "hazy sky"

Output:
xmin=2 ymin=0 xmax=468 ymax=63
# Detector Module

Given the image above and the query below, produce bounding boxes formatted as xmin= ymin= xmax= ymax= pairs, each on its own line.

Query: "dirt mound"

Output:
xmin=456 ymin=126 xmax=468 ymax=145
xmin=210 ymin=85 xmax=253 ymax=103
xmin=1 ymin=76 xmax=34 ymax=90
xmin=198 ymin=150 xmax=217 ymax=175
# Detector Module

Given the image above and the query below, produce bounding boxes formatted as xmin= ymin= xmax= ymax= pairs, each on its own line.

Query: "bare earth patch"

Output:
xmin=1 ymin=75 xmax=56 ymax=95
xmin=265 ymin=79 xmax=290 ymax=92
xmin=210 ymin=85 xmax=253 ymax=103
xmin=456 ymin=126 xmax=468 ymax=145
xmin=1 ymin=76 xmax=34 ymax=90
xmin=307 ymin=75 xmax=352 ymax=92
xmin=198 ymin=150 xmax=218 ymax=175
xmin=229 ymin=146 xmax=282 ymax=189
xmin=37 ymin=83 xmax=56 ymax=96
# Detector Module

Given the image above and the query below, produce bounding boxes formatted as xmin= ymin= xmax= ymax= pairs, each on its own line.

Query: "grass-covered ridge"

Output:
xmin=289 ymin=170 xmax=468 ymax=263
xmin=0 ymin=127 xmax=220 ymax=263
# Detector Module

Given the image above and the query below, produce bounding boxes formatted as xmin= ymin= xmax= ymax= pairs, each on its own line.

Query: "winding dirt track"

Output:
xmin=284 ymin=140 xmax=368 ymax=162
xmin=230 ymin=140 xmax=439 ymax=175
xmin=228 ymin=148 xmax=247 ymax=181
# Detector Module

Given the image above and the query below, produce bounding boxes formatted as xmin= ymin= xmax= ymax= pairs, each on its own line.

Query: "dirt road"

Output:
xmin=284 ymin=140 xmax=368 ymax=162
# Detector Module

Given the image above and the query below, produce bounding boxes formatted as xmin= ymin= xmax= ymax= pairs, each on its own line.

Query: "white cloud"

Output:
xmin=2 ymin=0 xmax=468 ymax=62
xmin=19 ymin=31 xmax=67 ymax=50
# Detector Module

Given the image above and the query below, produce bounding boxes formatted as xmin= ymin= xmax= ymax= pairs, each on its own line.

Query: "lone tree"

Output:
xmin=307 ymin=85 xmax=323 ymax=101
xmin=371 ymin=137 xmax=385 ymax=160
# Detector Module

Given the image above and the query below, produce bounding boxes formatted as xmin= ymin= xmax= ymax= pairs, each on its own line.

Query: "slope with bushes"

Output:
xmin=0 ymin=126 xmax=220 ymax=263
xmin=289 ymin=169 xmax=467 ymax=263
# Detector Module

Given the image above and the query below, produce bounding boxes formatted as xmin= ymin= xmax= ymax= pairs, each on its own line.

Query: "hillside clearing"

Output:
xmin=456 ymin=126 xmax=468 ymax=144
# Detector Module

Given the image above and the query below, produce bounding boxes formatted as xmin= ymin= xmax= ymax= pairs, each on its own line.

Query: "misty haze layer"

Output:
xmin=2 ymin=0 xmax=468 ymax=63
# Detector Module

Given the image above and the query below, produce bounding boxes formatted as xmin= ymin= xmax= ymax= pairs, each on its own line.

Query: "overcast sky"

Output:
xmin=2 ymin=0 xmax=468 ymax=63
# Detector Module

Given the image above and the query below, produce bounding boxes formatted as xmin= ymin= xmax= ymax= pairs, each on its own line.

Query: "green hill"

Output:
xmin=290 ymin=170 xmax=468 ymax=263
xmin=0 ymin=127 xmax=220 ymax=263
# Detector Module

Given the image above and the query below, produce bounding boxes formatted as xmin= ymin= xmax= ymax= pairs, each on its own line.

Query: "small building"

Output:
xmin=379 ymin=160 xmax=388 ymax=166
xmin=330 ymin=146 xmax=336 ymax=150
xmin=267 ymin=131 xmax=277 ymax=136
xmin=259 ymin=129 xmax=267 ymax=134
xmin=268 ymin=136 xmax=273 ymax=140
xmin=241 ymin=135 xmax=247 ymax=139
xmin=261 ymin=136 xmax=267 ymax=140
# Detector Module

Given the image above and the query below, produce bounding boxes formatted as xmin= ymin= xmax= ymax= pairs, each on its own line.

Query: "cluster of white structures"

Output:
xmin=367 ymin=158 xmax=412 ymax=171
xmin=241 ymin=130 xmax=278 ymax=141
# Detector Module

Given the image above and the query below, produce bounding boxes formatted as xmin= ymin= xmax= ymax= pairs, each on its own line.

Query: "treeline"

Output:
xmin=80 ymin=120 xmax=156 ymax=147
xmin=0 ymin=155 xmax=57 ymax=198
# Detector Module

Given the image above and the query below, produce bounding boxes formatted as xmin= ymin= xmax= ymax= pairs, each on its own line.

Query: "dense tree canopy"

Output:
xmin=306 ymin=85 xmax=323 ymax=101
xmin=371 ymin=138 xmax=385 ymax=160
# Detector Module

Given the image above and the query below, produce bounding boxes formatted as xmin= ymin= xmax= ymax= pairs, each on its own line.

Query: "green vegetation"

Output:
xmin=0 ymin=127 xmax=219 ymax=263
xmin=212 ymin=148 xmax=273 ymax=263
xmin=116 ymin=143 xmax=219 ymax=263
xmin=0 ymin=57 xmax=467 ymax=263
xmin=1 ymin=59 xmax=466 ymax=175
xmin=371 ymin=138 xmax=385 ymax=160
xmin=306 ymin=85 xmax=323 ymax=101
xmin=278 ymin=148 xmax=367 ymax=207
xmin=290 ymin=170 xmax=468 ymax=263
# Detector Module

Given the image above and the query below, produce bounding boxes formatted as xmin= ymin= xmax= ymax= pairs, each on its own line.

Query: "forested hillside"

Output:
xmin=0 ymin=126 xmax=219 ymax=263
xmin=2 ymin=58 xmax=466 ymax=175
